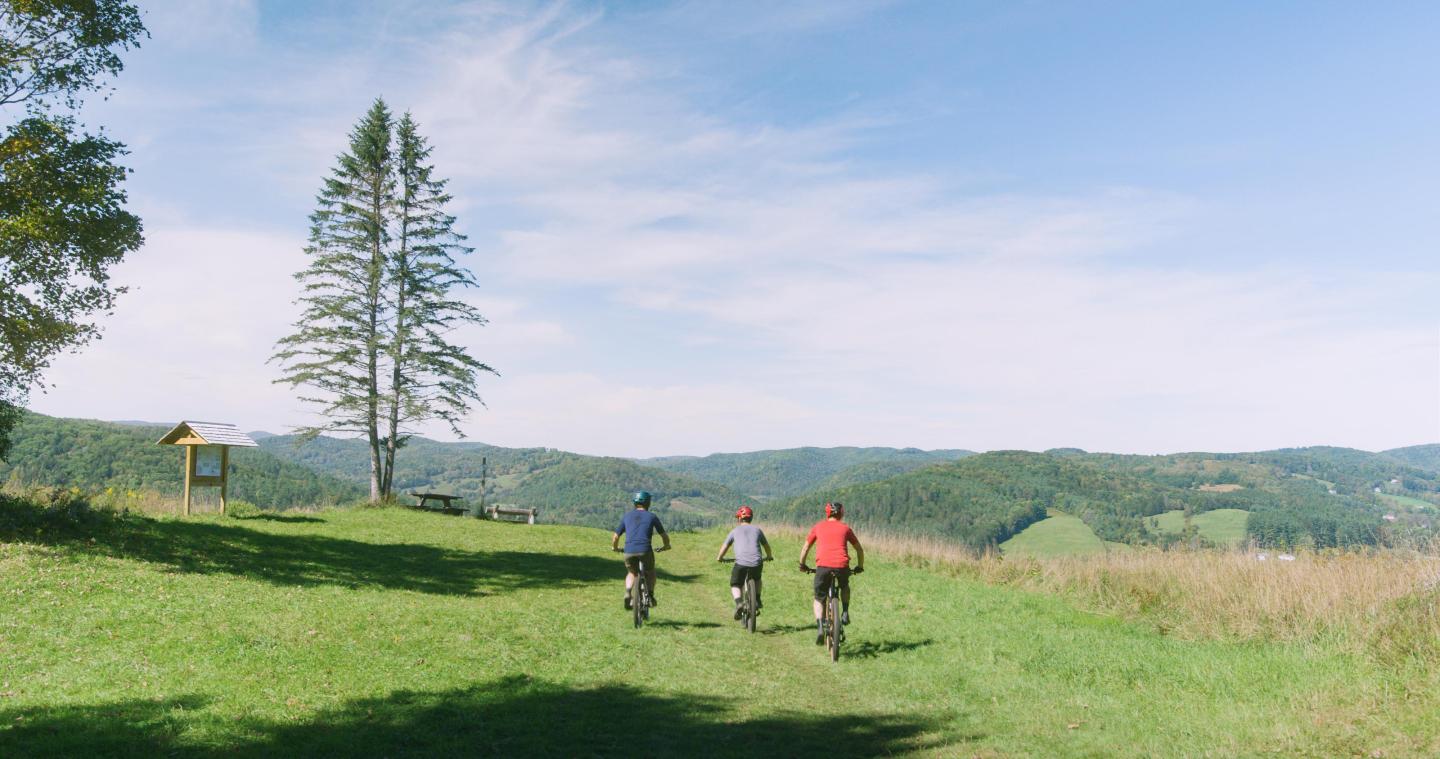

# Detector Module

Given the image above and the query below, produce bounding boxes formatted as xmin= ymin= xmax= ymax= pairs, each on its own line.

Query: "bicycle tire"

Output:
xmin=828 ymin=592 xmax=841 ymax=662
xmin=744 ymin=576 xmax=757 ymax=633
xmin=632 ymin=564 xmax=645 ymax=628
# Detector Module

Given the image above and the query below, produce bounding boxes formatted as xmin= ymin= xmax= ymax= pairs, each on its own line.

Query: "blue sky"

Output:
xmin=33 ymin=0 xmax=1440 ymax=456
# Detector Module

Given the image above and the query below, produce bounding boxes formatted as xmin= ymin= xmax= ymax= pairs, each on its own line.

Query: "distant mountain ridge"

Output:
xmin=10 ymin=412 xmax=1437 ymax=552
xmin=639 ymin=446 xmax=974 ymax=499
xmin=257 ymin=434 xmax=741 ymax=531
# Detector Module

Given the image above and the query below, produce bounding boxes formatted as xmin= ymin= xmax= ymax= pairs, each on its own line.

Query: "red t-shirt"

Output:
xmin=806 ymin=519 xmax=859 ymax=569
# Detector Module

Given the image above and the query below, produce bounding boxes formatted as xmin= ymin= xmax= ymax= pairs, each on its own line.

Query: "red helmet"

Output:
xmin=825 ymin=501 xmax=844 ymax=518
xmin=736 ymin=505 xmax=754 ymax=520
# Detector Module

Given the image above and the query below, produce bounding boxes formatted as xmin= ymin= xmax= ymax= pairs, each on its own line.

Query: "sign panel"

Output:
xmin=195 ymin=446 xmax=223 ymax=478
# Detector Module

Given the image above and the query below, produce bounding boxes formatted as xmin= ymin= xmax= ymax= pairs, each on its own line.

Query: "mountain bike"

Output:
xmin=801 ymin=564 xmax=862 ymax=661
xmin=720 ymin=558 xmax=766 ymax=633
xmin=618 ymin=547 xmax=668 ymax=628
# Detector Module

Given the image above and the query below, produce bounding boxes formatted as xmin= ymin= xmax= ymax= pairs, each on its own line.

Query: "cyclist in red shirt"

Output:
xmin=798 ymin=501 xmax=865 ymax=645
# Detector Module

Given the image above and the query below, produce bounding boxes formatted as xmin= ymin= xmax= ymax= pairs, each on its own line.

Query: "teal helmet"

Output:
xmin=632 ymin=490 xmax=652 ymax=506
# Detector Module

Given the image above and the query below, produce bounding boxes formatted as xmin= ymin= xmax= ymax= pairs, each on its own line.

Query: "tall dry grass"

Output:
xmin=769 ymin=522 xmax=1440 ymax=666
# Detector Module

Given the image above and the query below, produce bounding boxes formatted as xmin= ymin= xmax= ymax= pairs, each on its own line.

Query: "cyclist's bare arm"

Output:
xmin=849 ymin=534 xmax=865 ymax=570
xmin=611 ymin=532 xmax=623 ymax=552
xmin=798 ymin=538 xmax=815 ymax=567
xmin=716 ymin=539 xmax=731 ymax=562
xmin=762 ymin=536 xmax=774 ymax=560
xmin=659 ymin=529 xmax=672 ymax=551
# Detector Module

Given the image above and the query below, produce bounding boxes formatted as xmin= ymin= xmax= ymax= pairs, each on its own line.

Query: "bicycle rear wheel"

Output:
xmin=743 ymin=577 xmax=757 ymax=633
xmin=828 ymin=593 xmax=841 ymax=662
xmin=632 ymin=570 xmax=645 ymax=628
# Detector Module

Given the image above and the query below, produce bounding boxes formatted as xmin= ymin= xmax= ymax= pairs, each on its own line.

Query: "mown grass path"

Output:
xmin=2 ymin=508 xmax=1435 ymax=757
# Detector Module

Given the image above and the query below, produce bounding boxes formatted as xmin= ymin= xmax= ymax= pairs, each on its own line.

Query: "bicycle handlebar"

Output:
xmin=799 ymin=564 xmax=865 ymax=574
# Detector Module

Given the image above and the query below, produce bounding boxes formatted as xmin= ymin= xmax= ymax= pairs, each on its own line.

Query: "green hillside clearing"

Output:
xmin=3 ymin=502 xmax=1434 ymax=756
xmin=1380 ymin=492 xmax=1435 ymax=510
xmin=1146 ymin=509 xmax=1250 ymax=547
xmin=1000 ymin=511 xmax=1107 ymax=558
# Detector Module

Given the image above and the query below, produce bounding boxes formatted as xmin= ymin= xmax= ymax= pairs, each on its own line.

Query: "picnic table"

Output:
xmin=409 ymin=492 xmax=467 ymax=516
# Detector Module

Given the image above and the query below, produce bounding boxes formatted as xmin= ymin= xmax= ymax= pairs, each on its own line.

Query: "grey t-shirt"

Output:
xmin=723 ymin=524 xmax=769 ymax=567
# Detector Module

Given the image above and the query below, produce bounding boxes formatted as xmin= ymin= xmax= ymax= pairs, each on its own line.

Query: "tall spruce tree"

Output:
xmin=380 ymin=114 xmax=495 ymax=497
xmin=273 ymin=100 xmax=394 ymax=500
xmin=273 ymin=100 xmax=493 ymax=502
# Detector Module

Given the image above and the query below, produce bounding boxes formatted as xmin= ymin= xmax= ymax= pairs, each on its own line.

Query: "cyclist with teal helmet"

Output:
xmin=611 ymin=490 xmax=671 ymax=609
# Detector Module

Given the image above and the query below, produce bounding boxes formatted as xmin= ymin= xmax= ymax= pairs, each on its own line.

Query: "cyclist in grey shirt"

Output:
xmin=716 ymin=506 xmax=773 ymax=618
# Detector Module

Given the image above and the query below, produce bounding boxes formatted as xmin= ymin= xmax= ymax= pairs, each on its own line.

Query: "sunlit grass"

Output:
xmin=2 ymin=502 xmax=1438 ymax=757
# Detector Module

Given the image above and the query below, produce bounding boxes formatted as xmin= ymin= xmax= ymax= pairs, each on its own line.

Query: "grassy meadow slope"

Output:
xmin=999 ymin=510 xmax=1110 ymax=557
xmin=259 ymin=434 xmax=741 ymax=530
xmin=2 ymin=500 xmax=1436 ymax=757
xmin=0 ymin=413 xmax=362 ymax=509
xmin=1145 ymin=508 xmax=1250 ymax=547
xmin=641 ymin=446 xmax=972 ymax=499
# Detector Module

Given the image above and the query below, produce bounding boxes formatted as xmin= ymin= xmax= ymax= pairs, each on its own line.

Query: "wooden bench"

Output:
xmin=409 ymin=492 xmax=467 ymax=516
xmin=485 ymin=505 xmax=538 ymax=524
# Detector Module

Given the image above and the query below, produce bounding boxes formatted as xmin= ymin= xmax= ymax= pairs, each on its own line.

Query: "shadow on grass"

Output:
xmin=846 ymin=638 xmax=936 ymax=659
xmin=646 ymin=619 xmax=723 ymax=630
xmin=760 ymin=623 xmax=817 ymax=636
xmin=0 ymin=694 xmax=211 ymax=758
xmin=0 ymin=678 xmax=956 ymax=758
xmin=232 ymin=513 xmax=326 ymax=524
xmin=1 ymin=499 xmax=657 ymax=597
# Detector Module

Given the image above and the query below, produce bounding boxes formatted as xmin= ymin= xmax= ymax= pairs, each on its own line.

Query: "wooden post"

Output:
xmin=219 ymin=445 xmax=230 ymax=515
xmin=183 ymin=444 xmax=194 ymax=516
xmin=478 ymin=456 xmax=487 ymax=519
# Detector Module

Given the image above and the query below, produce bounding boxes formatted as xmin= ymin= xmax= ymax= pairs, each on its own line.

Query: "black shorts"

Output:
xmin=729 ymin=562 xmax=764 ymax=587
xmin=623 ymin=550 xmax=655 ymax=574
xmin=813 ymin=566 xmax=850 ymax=600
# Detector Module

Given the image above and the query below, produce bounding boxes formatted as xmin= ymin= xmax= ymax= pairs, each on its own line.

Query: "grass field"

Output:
xmin=1381 ymin=492 xmax=1436 ymax=510
xmin=1146 ymin=508 xmax=1250 ymax=547
xmin=999 ymin=510 xmax=1108 ymax=558
xmin=3 ymin=503 xmax=1439 ymax=757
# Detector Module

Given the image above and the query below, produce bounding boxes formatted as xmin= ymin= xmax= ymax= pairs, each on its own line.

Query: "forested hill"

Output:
xmin=770 ymin=451 xmax=1161 ymax=550
xmin=639 ymin=446 xmax=973 ymax=499
xmin=772 ymin=447 xmax=1440 ymax=551
xmin=1384 ymin=444 xmax=1440 ymax=473
xmin=258 ymin=435 xmax=742 ymax=530
xmin=0 ymin=413 xmax=362 ymax=508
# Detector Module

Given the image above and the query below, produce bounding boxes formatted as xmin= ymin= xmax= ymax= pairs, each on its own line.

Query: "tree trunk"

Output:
xmin=382 ymin=215 xmax=410 ymax=500
xmin=367 ymin=172 xmax=386 ymax=503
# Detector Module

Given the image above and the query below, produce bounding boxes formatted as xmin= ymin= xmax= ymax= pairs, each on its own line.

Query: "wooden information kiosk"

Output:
xmin=157 ymin=421 xmax=258 ymax=516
